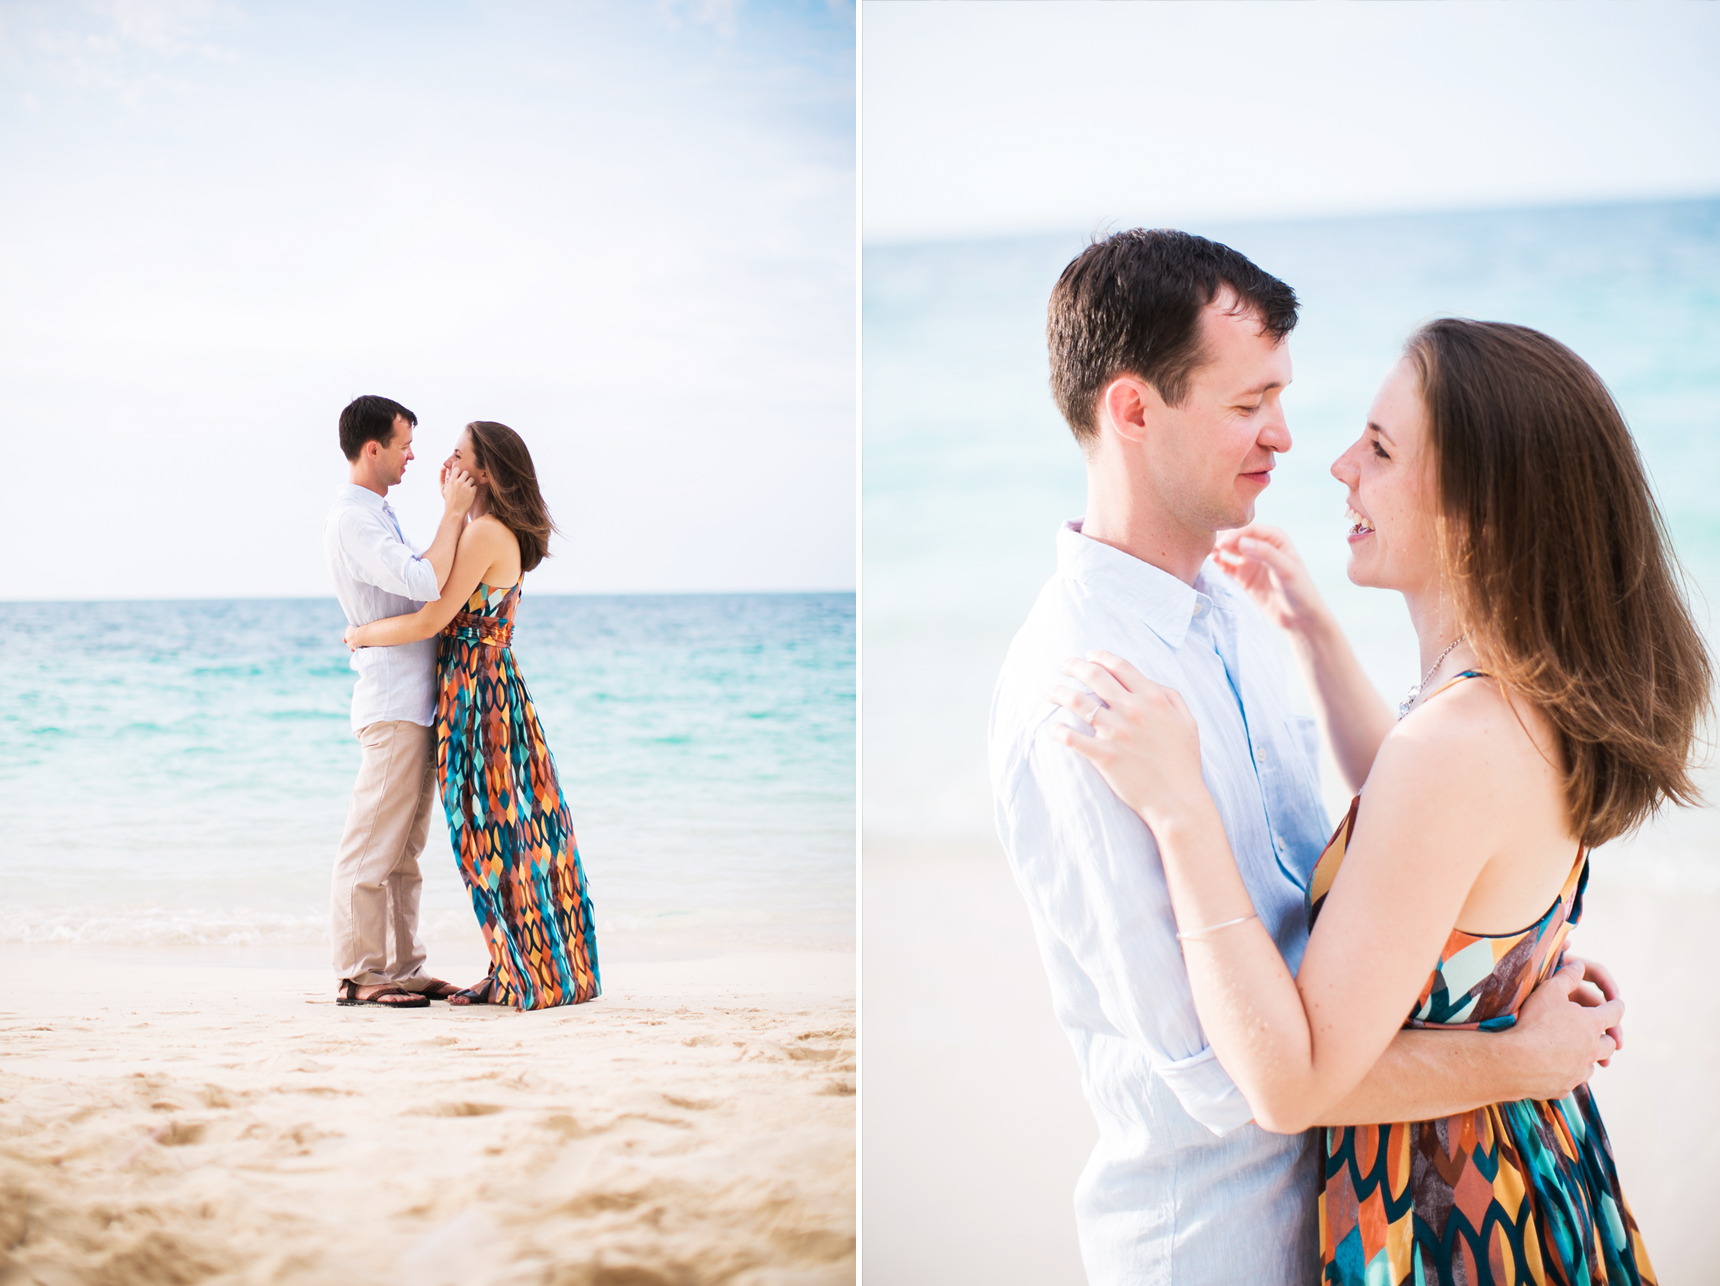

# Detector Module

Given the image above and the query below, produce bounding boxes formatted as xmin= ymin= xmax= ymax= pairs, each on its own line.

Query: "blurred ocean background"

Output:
xmin=1 ymin=591 xmax=855 ymax=957
xmin=864 ymin=197 xmax=1720 ymax=881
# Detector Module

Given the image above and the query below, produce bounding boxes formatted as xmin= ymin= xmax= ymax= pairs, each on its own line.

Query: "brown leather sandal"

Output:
xmin=337 ymin=980 xmax=430 ymax=1008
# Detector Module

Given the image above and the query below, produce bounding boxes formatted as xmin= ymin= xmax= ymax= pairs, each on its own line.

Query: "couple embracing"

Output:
xmin=324 ymin=395 xmax=600 ymax=1013
xmin=991 ymin=231 xmax=1709 ymax=1283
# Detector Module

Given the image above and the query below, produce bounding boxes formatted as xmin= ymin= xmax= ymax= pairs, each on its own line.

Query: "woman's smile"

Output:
xmin=1345 ymin=504 xmax=1375 ymax=542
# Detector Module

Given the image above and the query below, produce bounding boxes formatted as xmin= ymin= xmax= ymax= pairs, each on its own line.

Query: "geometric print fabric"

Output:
xmin=1307 ymin=673 xmax=1658 ymax=1286
xmin=434 ymin=580 xmax=601 ymax=1010
xmin=1309 ymin=781 xmax=1655 ymax=1286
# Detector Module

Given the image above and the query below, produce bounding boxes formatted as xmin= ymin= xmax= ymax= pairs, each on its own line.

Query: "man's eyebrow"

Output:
xmin=1368 ymin=420 xmax=1395 ymax=443
xmin=1234 ymin=379 xmax=1283 ymax=398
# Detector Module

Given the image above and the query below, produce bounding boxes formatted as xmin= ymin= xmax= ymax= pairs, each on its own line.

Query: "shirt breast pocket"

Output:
xmin=1283 ymin=713 xmax=1325 ymax=823
xmin=1286 ymin=714 xmax=1319 ymax=772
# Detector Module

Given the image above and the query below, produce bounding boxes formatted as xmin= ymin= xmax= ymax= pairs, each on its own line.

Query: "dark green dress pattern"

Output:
xmin=435 ymin=580 xmax=600 ymax=1010
xmin=1312 ymin=674 xmax=1652 ymax=1285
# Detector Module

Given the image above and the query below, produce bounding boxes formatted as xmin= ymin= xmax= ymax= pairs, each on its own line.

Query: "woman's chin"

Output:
xmin=1343 ymin=546 xmax=1381 ymax=587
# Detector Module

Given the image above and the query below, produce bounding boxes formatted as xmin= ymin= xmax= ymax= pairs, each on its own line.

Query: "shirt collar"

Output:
xmin=337 ymin=482 xmax=393 ymax=514
xmin=1056 ymin=519 xmax=1228 ymax=650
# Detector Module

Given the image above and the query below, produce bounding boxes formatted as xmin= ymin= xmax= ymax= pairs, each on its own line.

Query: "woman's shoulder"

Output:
xmin=1372 ymin=674 xmax=1556 ymax=799
xmin=466 ymin=514 xmax=519 ymax=547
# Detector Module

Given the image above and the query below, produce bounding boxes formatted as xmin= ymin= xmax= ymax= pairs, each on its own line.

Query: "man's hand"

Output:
xmin=443 ymin=467 xmax=477 ymax=517
xmin=1501 ymin=955 xmax=1623 ymax=1100
xmin=1570 ymin=955 xmax=1625 ymax=1065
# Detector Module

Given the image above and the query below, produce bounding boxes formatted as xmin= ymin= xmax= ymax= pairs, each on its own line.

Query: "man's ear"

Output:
xmin=1098 ymin=375 xmax=1160 ymax=447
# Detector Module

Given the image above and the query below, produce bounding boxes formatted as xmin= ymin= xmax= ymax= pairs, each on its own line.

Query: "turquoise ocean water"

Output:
xmin=1 ymin=592 xmax=854 ymax=955
xmin=864 ymin=198 xmax=1720 ymax=884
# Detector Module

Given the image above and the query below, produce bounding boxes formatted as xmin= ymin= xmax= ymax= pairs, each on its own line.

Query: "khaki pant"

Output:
xmin=330 ymin=719 xmax=438 ymax=988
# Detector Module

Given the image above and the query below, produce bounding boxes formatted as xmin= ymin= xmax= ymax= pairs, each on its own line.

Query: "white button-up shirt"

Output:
xmin=324 ymin=484 xmax=440 ymax=731
xmin=989 ymin=520 xmax=1332 ymax=1285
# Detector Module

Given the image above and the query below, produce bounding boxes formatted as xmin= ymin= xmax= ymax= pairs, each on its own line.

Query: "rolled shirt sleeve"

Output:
xmin=1019 ymin=720 xmax=1254 ymax=1136
xmin=336 ymin=508 xmax=440 ymax=606
xmin=1153 ymin=1046 xmax=1256 ymax=1135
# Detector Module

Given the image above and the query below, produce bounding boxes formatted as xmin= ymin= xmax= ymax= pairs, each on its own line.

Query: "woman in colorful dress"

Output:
xmin=1048 ymin=320 xmax=1709 ymax=1285
xmin=344 ymin=421 xmax=600 ymax=1011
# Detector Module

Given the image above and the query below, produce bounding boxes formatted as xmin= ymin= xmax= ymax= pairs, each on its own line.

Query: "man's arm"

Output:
xmin=1313 ymin=955 xmax=1621 ymax=1126
xmin=1013 ymin=723 xmax=1258 ymax=1134
xmin=342 ymin=471 xmax=476 ymax=603
xmin=347 ymin=520 xmax=508 ymax=648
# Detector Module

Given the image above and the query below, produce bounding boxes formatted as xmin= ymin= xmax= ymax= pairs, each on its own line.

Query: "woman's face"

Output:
xmin=1330 ymin=358 xmax=1442 ymax=594
xmin=444 ymin=428 xmax=487 ymax=489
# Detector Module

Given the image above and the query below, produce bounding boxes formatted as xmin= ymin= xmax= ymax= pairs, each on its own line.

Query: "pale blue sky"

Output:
xmin=2 ymin=0 xmax=854 ymax=599
xmin=863 ymin=1 xmax=1720 ymax=243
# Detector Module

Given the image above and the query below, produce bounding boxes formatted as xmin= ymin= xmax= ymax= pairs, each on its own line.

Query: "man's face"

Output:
xmin=1138 ymin=301 xmax=1293 ymax=535
xmin=371 ymin=415 xmax=415 ymax=487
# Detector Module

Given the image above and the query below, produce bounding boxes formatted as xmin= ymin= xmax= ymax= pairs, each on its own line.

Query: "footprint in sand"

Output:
xmin=266 ymin=1054 xmax=333 ymax=1073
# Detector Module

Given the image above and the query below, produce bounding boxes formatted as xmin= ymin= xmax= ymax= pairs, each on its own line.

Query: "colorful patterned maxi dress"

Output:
xmin=435 ymin=580 xmax=600 ymax=1010
xmin=1310 ymin=678 xmax=1653 ymax=1285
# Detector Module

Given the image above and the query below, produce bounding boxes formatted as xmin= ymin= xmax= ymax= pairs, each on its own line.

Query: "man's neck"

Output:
xmin=1081 ymin=464 xmax=1213 ymax=587
xmin=349 ymin=467 xmax=389 ymax=499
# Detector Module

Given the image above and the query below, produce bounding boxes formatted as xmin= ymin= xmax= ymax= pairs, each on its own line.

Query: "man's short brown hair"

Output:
xmin=339 ymin=395 xmax=416 ymax=462
xmin=1047 ymin=229 xmax=1299 ymax=444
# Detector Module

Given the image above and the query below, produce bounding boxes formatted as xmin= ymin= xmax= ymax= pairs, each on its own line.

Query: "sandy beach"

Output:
xmin=0 ymin=944 xmax=855 ymax=1286
xmin=862 ymin=835 xmax=1720 ymax=1285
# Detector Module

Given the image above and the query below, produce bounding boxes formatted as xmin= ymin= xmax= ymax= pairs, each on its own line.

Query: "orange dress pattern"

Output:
xmin=1310 ymin=678 xmax=1653 ymax=1284
xmin=435 ymin=580 xmax=600 ymax=1010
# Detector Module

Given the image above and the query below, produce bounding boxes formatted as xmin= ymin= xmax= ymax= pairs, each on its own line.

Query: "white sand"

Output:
xmin=0 ymin=944 xmax=855 ymax=1285
xmin=862 ymin=837 xmax=1720 ymax=1284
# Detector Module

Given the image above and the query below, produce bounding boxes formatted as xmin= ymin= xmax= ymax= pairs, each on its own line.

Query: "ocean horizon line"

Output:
xmin=0 ymin=587 xmax=856 ymax=608
xmin=861 ymin=190 xmax=1720 ymax=253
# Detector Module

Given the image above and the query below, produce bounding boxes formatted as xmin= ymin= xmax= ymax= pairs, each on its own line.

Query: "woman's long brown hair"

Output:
xmin=1407 ymin=319 xmax=1712 ymax=847
xmin=466 ymin=421 xmax=558 ymax=574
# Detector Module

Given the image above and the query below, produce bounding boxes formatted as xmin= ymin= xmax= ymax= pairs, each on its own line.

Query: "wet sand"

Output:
xmin=0 ymin=945 xmax=855 ymax=1285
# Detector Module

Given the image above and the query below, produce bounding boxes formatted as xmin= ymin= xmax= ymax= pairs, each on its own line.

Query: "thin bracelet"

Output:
xmin=1175 ymin=912 xmax=1258 ymax=942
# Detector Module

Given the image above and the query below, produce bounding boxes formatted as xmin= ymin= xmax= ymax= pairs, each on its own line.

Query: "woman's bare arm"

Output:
xmin=421 ymin=467 xmax=479 ymax=592
xmin=345 ymin=519 xmax=510 ymax=648
xmin=1317 ymin=957 xmax=1622 ymax=1127
xmin=1213 ymin=525 xmax=1394 ymax=791
xmin=1282 ymin=606 xmax=1396 ymax=793
xmin=1047 ymin=652 xmax=1621 ymax=1134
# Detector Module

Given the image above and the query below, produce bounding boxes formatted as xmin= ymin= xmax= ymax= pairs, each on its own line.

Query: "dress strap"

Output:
xmin=1558 ymin=845 xmax=1588 ymax=903
xmin=1423 ymin=669 xmax=1488 ymax=702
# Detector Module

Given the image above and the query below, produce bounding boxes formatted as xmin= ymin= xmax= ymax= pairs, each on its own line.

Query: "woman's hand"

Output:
xmin=1046 ymin=650 xmax=1207 ymax=830
xmin=1212 ymin=523 xmax=1329 ymax=636
xmin=443 ymin=466 xmax=477 ymax=518
xmin=343 ymin=623 xmax=367 ymax=651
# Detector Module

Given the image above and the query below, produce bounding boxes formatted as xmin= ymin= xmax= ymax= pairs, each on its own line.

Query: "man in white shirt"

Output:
xmin=989 ymin=230 xmax=1624 ymax=1282
xmin=324 ymin=395 xmax=475 ymax=1008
